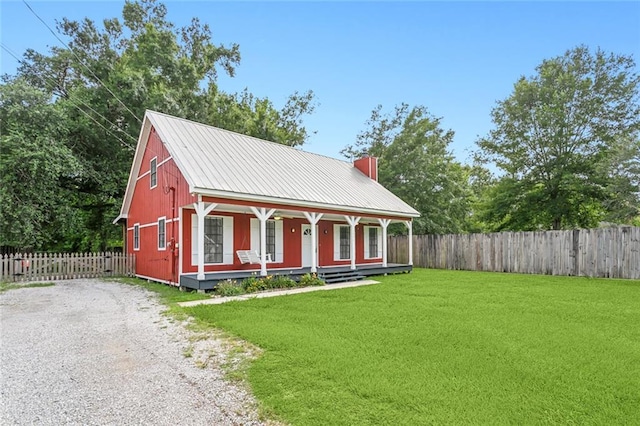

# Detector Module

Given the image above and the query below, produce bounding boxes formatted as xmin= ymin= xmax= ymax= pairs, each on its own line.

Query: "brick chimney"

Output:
xmin=354 ymin=156 xmax=378 ymax=181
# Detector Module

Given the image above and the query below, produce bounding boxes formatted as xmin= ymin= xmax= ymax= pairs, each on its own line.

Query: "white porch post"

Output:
xmin=194 ymin=196 xmax=217 ymax=280
xmin=250 ymin=207 xmax=276 ymax=276
xmin=405 ymin=220 xmax=413 ymax=266
xmin=378 ymin=218 xmax=391 ymax=268
xmin=303 ymin=212 xmax=323 ymax=273
xmin=344 ymin=215 xmax=361 ymax=270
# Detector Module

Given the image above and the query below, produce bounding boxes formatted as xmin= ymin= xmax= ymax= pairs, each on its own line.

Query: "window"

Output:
xmin=150 ymin=157 xmax=157 ymax=188
xmin=133 ymin=224 xmax=140 ymax=251
xmin=368 ymin=227 xmax=378 ymax=258
xmin=266 ymin=220 xmax=276 ymax=261
xmin=204 ymin=217 xmax=223 ymax=263
xmin=339 ymin=226 xmax=350 ymax=260
xmin=192 ymin=214 xmax=234 ymax=265
xmin=250 ymin=218 xmax=283 ymax=263
xmin=364 ymin=226 xmax=382 ymax=259
xmin=158 ymin=218 xmax=166 ymax=250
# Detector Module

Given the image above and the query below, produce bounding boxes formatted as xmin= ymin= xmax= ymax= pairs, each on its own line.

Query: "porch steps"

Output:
xmin=319 ymin=269 xmax=365 ymax=284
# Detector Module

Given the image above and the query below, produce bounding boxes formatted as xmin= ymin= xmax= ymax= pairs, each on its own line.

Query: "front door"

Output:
xmin=301 ymin=224 xmax=318 ymax=267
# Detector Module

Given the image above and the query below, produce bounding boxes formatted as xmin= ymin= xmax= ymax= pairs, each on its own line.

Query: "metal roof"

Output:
xmin=139 ymin=110 xmax=419 ymax=217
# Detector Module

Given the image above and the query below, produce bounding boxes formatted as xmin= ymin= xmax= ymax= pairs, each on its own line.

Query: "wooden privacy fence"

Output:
xmin=389 ymin=227 xmax=640 ymax=279
xmin=1 ymin=252 xmax=135 ymax=283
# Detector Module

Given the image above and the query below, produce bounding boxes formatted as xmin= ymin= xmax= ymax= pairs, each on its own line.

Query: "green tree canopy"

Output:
xmin=0 ymin=77 xmax=79 ymax=250
xmin=2 ymin=0 xmax=315 ymax=251
xmin=475 ymin=46 xmax=640 ymax=231
xmin=343 ymin=104 xmax=472 ymax=234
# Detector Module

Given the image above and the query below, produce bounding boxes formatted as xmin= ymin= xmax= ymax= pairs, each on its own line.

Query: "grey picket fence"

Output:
xmin=389 ymin=227 xmax=640 ymax=279
xmin=0 ymin=252 xmax=135 ymax=283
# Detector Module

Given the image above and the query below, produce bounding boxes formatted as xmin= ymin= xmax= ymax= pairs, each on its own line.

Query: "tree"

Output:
xmin=343 ymin=105 xmax=472 ymax=234
xmin=0 ymin=77 xmax=80 ymax=250
xmin=7 ymin=0 xmax=315 ymax=251
xmin=206 ymin=87 xmax=316 ymax=147
xmin=476 ymin=46 xmax=640 ymax=230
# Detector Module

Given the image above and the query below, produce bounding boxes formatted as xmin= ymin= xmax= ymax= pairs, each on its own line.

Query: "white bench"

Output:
xmin=236 ymin=250 xmax=272 ymax=264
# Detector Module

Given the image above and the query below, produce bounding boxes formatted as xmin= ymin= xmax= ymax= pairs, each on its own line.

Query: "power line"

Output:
xmin=2 ymin=42 xmax=182 ymax=181
xmin=1 ymin=43 xmax=135 ymax=152
xmin=21 ymin=0 xmax=142 ymax=124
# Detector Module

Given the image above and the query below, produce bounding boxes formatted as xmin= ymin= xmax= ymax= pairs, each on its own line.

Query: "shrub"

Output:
xmin=299 ymin=273 xmax=324 ymax=287
xmin=215 ymin=279 xmax=244 ymax=297
xmin=270 ymin=275 xmax=297 ymax=289
xmin=242 ymin=276 xmax=265 ymax=293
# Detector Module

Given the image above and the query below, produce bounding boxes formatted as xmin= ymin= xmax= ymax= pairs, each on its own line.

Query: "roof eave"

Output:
xmin=192 ymin=187 xmax=421 ymax=219
xmin=113 ymin=214 xmax=127 ymax=225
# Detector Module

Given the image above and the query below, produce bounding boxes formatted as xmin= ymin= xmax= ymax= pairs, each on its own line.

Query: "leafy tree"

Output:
xmin=206 ymin=87 xmax=316 ymax=147
xmin=7 ymin=0 xmax=315 ymax=251
xmin=343 ymin=105 xmax=472 ymax=234
xmin=0 ymin=77 xmax=80 ymax=250
xmin=476 ymin=46 xmax=640 ymax=230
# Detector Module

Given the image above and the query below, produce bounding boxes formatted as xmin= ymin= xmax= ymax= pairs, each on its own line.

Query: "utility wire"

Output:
xmin=21 ymin=0 xmax=142 ymax=124
xmin=2 ymin=43 xmax=183 ymax=184
xmin=1 ymin=42 xmax=136 ymax=152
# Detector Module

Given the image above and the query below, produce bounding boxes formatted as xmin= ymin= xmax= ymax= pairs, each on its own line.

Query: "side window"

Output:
xmin=133 ymin=224 xmax=140 ymax=251
xmin=339 ymin=226 xmax=350 ymax=260
xmin=266 ymin=220 xmax=276 ymax=261
xmin=369 ymin=227 xmax=378 ymax=258
xmin=204 ymin=216 xmax=223 ymax=263
xmin=158 ymin=217 xmax=166 ymax=250
xmin=192 ymin=215 xmax=234 ymax=265
xmin=150 ymin=157 xmax=157 ymax=188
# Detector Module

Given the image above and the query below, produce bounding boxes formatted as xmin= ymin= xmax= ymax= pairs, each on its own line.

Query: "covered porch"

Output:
xmin=184 ymin=195 xmax=416 ymax=284
xmin=179 ymin=263 xmax=413 ymax=291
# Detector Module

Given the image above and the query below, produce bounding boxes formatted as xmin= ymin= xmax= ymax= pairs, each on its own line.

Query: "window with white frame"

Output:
xmin=204 ymin=217 xmax=223 ymax=263
xmin=340 ymin=226 xmax=350 ymax=259
xmin=158 ymin=217 xmax=166 ymax=250
xmin=266 ymin=220 xmax=276 ymax=262
xmin=333 ymin=225 xmax=351 ymax=260
xmin=191 ymin=214 xmax=234 ymax=265
xmin=133 ymin=224 xmax=140 ymax=250
xmin=150 ymin=157 xmax=157 ymax=188
xmin=250 ymin=218 xmax=283 ymax=262
xmin=364 ymin=226 xmax=382 ymax=259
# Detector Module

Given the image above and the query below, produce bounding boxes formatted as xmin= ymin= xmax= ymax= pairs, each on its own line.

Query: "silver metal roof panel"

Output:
xmin=145 ymin=110 xmax=420 ymax=217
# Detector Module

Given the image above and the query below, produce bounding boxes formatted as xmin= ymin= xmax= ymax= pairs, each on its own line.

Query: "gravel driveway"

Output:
xmin=0 ymin=279 xmax=265 ymax=425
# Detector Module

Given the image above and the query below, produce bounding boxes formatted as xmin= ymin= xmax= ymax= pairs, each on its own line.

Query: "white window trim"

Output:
xmin=137 ymin=157 xmax=172 ymax=181
xmin=133 ymin=223 xmax=140 ymax=251
xmin=191 ymin=214 xmax=234 ymax=266
xmin=157 ymin=216 xmax=166 ymax=251
xmin=250 ymin=218 xmax=284 ymax=263
xmin=334 ymin=224 xmax=351 ymax=261
xmin=150 ymin=157 xmax=157 ymax=189
xmin=364 ymin=226 xmax=382 ymax=259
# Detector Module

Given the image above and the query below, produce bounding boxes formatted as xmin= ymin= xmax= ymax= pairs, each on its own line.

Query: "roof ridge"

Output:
xmin=144 ymin=109 xmax=353 ymax=166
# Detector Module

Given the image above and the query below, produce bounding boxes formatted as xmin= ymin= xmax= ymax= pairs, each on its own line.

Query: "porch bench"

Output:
xmin=236 ymin=250 xmax=272 ymax=264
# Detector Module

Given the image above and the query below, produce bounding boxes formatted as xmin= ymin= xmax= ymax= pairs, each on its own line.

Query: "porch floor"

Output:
xmin=179 ymin=263 xmax=412 ymax=291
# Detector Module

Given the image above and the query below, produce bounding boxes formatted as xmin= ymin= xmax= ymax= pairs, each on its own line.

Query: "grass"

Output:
xmin=0 ymin=281 xmax=55 ymax=293
xmin=185 ymin=269 xmax=640 ymax=425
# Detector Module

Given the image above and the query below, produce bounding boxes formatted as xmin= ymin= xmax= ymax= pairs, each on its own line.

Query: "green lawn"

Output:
xmin=187 ymin=269 xmax=640 ymax=425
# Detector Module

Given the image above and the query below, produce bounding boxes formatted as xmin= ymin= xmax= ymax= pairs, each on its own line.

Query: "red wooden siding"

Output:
xmin=127 ymin=127 xmax=195 ymax=283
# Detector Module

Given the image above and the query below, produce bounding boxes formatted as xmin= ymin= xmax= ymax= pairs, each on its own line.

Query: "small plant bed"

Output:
xmin=215 ymin=273 xmax=324 ymax=297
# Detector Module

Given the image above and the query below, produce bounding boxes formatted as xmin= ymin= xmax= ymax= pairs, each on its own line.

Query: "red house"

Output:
xmin=115 ymin=110 xmax=419 ymax=290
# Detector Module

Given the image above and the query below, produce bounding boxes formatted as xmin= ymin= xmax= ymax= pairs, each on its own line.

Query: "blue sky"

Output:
xmin=1 ymin=1 xmax=639 ymax=164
